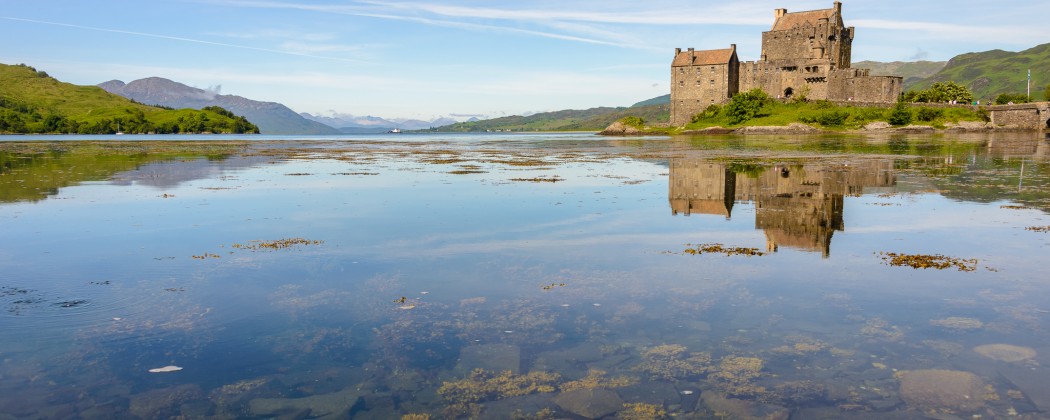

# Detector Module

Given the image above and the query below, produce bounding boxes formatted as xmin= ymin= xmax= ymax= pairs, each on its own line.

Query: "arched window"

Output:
xmin=784 ymin=87 xmax=794 ymax=98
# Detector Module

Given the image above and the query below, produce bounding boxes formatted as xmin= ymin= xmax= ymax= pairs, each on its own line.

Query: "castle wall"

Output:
xmin=828 ymin=69 xmax=902 ymax=102
xmin=670 ymin=54 xmax=738 ymax=126
xmin=988 ymin=102 xmax=1050 ymax=129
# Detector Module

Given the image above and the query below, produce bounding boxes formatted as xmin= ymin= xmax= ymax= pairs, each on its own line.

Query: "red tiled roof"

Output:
xmin=772 ymin=8 xmax=836 ymax=31
xmin=672 ymin=48 xmax=735 ymax=67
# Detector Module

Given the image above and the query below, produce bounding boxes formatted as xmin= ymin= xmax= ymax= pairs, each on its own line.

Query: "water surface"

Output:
xmin=1 ymin=133 xmax=1049 ymax=419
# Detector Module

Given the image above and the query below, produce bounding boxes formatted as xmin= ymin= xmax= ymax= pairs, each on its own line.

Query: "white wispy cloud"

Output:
xmin=853 ymin=19 xmax=1046 ymax=44
xmin=0 ymin=16 xmax=370 ymax=63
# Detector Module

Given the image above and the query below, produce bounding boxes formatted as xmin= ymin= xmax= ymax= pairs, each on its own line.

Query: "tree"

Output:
xmin=724 ymin=89 xmax=769 ymax=125
xmin=908 ymin=81 xmax=973 ymax=104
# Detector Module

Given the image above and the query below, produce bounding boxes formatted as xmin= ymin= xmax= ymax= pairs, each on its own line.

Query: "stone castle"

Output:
xmin=670 ymin=2 xmax=903 ymax=126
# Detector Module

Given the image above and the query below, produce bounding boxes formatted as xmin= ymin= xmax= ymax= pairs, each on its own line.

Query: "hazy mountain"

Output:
xmin=423 ymin=104 xmax=669 ymax=132
xmin=300 ymin=112 xmax=460 ymax=132
xmin=632 ymin=94 xmax=670 ymax=107
xmin=99 ymin=77 xmax=340 ymax=135
xmin=852 ymin=60 xmax=947 ymax=89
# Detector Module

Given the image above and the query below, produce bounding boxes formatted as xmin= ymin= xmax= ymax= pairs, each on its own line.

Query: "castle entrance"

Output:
xmin=784 ymin=87 xmax=794 ymax=99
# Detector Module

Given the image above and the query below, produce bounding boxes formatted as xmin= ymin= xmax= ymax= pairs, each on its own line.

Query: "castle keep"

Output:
xmin=670 ymin=2 xmax=903 ymax=126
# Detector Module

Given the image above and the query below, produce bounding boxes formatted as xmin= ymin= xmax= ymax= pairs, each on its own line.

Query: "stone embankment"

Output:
xmin=600 ymin=120 xmax=1026 ymax=136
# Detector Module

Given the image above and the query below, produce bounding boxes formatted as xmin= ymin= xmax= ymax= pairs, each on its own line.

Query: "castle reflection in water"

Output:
xmin=669 ymin=158 xmax=895 ymax=257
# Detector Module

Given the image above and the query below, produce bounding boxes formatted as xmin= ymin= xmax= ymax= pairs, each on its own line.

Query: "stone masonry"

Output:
xmin=671 ymin=2 xmax=903 ymax=126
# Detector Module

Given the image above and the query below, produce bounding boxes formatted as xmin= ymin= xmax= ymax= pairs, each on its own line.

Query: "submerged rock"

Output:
xmin=698 ymin=391 xmax=789 ymax=420
xmin=896 ymin=369 xmax=985 ymax=412
xmin=455 ymin=343 xmax=521 ymax=374
xmin=128 ymin=384 xmax=204 ymax=419
xmin=929 ymin=316 xmax=983 ymax=331
xmin=973 ymin=344 xmax=1037 ymax=362
xmin=248 ymin=386 xmax=365 ymax=418
xmin=553 ymin=388 xmax=623 ymax=419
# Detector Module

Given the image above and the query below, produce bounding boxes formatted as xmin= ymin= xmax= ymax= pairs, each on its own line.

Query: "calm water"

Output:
xmin=1 ymin=133 xmax=1049 ymax=419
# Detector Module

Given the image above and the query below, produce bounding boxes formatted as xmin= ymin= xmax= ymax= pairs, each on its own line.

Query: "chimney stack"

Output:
xmin=774 ymin=8 xmax=787 ymax=19
xmin=834 ymin=1 xmax=841 ymax=14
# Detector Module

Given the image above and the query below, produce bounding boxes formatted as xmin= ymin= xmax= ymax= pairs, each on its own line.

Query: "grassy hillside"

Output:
xmin=909 ymin=43 xmax=1050 ymax=102
xmin=0 ymin=63 xmax=258 ymax=134
xmin=425 ymin=104 xmax=669 ymax=132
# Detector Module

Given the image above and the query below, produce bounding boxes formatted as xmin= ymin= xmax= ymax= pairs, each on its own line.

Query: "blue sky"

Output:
xmin=1 ymin=1 xmax=1046 ymax=121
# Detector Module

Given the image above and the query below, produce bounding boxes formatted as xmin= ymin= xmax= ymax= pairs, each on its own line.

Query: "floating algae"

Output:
xmin=232 ymin=238 xmax=324 ymax=251
xmin=437 ymin=368 xmax=560 ymax=417
xmin=632 ymin=344 xmax=713 ymax=380
xmin=877 ymin=252 xmax=977 ymax=271
xmin=681 ymin=243 xmax=765 ymax=257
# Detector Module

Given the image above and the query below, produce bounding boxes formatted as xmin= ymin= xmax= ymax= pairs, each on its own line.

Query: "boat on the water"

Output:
xmin=387 ymin=128 xmax=401 ymax=133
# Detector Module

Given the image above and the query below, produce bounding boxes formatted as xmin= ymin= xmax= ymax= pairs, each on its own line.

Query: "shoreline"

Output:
xmin=599 ymin=121 xmax=1048 ymax=136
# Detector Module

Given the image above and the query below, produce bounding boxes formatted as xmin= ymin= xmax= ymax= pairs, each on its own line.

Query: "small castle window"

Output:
xmin=696 ymin=80 xmax=702 ymax=86
xmin=710 ymin=66 xmax=715 ymax=73
xmin=679 ymin=81 xmax=684 ymax=87
xmin=710 ymin=80 xmax=715 ymax=86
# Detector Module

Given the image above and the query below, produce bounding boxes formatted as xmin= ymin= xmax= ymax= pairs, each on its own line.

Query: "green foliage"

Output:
xmin=682 ymin=95 xmax=982 ymax=132
xmin=619 ymin=116 xmax=644 ymax=128
xmin=915 ymin=107 xmax=943 ymax=122
xmin=888 ymin=103 xmax=913 ymax=126
xmin=1045 ymin=84 xmax=1050 ymax=101
xmin=905 ymin=81 xmax=973 ymax=103
xmin=691 ymin=104 xmax=721 ymax=123
xmin=0 ymin=63 xmax=259 ymax=134
xmin=994 ymin=93 xmax=1030 ymax=104
xmin=724 ymin=89 xmax=769 ymax=125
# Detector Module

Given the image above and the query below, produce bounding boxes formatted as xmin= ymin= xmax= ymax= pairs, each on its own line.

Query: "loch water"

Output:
xmin=1 ymin=132 xmax=1049 ymax=419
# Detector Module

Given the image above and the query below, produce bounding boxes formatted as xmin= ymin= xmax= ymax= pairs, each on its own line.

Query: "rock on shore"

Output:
xmin=597 ymin=121 xmax=644 ymax=135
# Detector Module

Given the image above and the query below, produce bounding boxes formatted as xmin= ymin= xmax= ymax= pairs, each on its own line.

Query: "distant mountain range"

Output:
xmin=298 ymin=112 xmax=465 ymax=133
xmin=99 ymin=77 xmax=340 ymax=135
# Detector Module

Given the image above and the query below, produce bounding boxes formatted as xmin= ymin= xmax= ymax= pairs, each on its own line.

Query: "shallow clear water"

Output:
xmin=1 ymin=133 xmax=1049 ymax=419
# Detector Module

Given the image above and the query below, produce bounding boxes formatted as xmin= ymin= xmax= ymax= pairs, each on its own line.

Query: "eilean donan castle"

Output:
xmin=670 ymin=2 xmax=902 ymax=125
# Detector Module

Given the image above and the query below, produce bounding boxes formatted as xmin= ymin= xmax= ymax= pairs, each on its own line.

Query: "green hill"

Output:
xmin=0 ymin=63 xmax=258 ymax=134
xmin=424 ymin=103 xmax=669 ymax=132
xmin=908 ymin=43 xmax=1050 ymax=102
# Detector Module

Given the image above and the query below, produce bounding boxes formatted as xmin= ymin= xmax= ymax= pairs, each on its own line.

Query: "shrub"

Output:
xmin=915 ymin=107 xmax=943 ymax=122
xmin=994 ymin=93 xmax=1030 ymax=104
xmin=816 ymin=110 xmax=849 ymax=126
xmin=724 ymin=89 xmax=769 ymax=125
xmin=888 ymin=103 xmax=912 ymax=126
xmin=1044 ymin=84 xmax=1050 ymax=101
